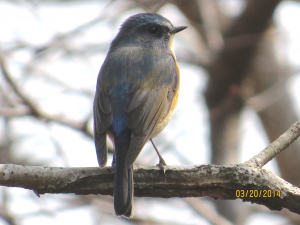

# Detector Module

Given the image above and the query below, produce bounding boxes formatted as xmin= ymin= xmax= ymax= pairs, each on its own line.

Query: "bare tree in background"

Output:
xmin=1 ymin=0 xmax=300 ymax=224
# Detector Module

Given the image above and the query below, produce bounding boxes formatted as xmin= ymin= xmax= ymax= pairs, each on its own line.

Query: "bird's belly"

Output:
xmin=150 ymin=90 xmax=179 ymax=138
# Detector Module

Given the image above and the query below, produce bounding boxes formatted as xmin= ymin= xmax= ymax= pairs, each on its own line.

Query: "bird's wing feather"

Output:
xmin=123 ymin=53 xmax=179 ymax=168
xmin=93 ymin=88 xmax=112 ymax=167
xmin=94 ymin=47 xmax=178 ymax=169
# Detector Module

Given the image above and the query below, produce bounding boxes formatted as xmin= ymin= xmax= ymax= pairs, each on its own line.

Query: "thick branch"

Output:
xmin=1 ymin=164 xmax=300 ymax=214
xmin=244 ymin=119 xmax=300 ymax=167
xmin=205 ymin=0 xmax=281 ymax=109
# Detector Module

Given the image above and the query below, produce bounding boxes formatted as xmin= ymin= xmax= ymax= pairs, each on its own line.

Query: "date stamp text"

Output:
xmin=236 ymin=190 xmax=280 ymax=198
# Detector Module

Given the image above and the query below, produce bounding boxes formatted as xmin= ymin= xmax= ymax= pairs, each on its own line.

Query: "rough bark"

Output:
xmin=0 ymin=164 xmax=300 ymax=214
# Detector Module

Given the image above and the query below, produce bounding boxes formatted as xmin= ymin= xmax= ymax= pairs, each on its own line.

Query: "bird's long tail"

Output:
xmin=114 ymin=132 xmax=134 ymax=218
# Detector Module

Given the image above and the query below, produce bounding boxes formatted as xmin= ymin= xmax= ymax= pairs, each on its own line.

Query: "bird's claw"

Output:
xmin=156 ymin=158 xmax=167 ymax=175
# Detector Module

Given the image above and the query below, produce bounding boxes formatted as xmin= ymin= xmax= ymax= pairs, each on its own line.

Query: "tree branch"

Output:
xmin=0 ymin=57 xmax=92 ymax=138
xmin=244 ymin=119 xmax=300 ymax=168
xmin=1 ymin=164 xmax=300 ymax=214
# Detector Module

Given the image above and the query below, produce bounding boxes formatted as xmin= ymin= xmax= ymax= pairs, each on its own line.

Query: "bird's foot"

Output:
xmin=156 ymin=158 xmax=167 ymax=174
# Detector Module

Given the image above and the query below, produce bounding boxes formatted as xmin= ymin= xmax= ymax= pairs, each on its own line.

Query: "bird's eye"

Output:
xmin=148 ymin=26 xmax=158 ymax=34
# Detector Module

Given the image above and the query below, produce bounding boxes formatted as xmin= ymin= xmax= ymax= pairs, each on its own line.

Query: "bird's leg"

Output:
xmin=150 ymin=138 xmax=167 ymax=172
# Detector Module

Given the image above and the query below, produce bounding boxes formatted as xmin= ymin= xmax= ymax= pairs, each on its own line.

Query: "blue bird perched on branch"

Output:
xmin=93 ymin=13 xmax=187 ymax=218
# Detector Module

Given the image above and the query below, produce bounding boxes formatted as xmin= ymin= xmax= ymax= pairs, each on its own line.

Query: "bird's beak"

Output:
xmin=170 ymin=26 xmax=188 ymax=34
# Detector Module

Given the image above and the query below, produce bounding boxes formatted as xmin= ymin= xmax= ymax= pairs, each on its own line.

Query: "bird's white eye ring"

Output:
xmin=148 ymin=26 xmax=158 ymax=34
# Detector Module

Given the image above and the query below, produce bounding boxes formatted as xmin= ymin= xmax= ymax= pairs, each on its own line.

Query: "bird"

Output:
xmin=93 ymin=13 xmax=187 ymax=218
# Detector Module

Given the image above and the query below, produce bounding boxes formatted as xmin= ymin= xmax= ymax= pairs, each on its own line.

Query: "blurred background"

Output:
xmin=1 ymin=0 xmax=300 ymax=224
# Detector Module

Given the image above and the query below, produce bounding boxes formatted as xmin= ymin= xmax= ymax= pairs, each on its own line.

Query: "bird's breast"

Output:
xmin=151 ymin=60 xmax=180 ymax=138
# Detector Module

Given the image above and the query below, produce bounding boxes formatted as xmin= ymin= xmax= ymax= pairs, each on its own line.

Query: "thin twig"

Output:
xmin=244 ymin=119 xmax=300 ymax=168
xmin=0 ymin=57 xmax=40 ymax=116
xmin=0 ymin=57 xmax=93 ymax=138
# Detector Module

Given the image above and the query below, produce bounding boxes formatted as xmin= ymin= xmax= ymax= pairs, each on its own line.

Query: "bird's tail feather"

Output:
xmin=114 ymin=133 xmax=134 ymax=218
